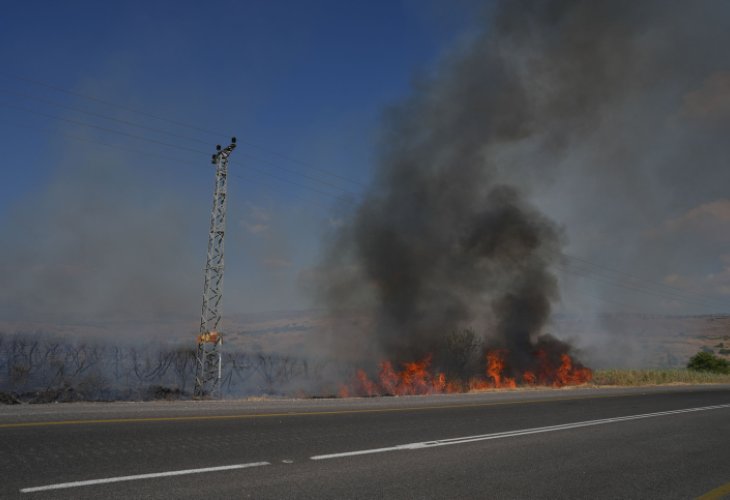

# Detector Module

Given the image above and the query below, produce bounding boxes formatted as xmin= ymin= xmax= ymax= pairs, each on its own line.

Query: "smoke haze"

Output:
xmin=2 ymin=0 xmax=730 ymax=374
xmin=319 ymin=0 xmax=730 ymax=369
xmin=0 ymin=141 xmax=201 ymax=328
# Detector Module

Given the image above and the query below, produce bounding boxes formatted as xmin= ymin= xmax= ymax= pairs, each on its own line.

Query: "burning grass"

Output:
xmin=338 ymin=349 xmax=593 ymax=397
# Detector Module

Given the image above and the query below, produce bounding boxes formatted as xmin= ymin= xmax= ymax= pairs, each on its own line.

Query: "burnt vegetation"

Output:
xmin=0 ymin=332 xmax=325 ymax=403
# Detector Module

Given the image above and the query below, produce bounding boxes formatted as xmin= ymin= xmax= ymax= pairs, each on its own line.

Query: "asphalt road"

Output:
xmin=0 ymin=385 xmax=729 ymax=499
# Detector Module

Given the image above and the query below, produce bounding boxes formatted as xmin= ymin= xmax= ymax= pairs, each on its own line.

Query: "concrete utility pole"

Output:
xmin=194 ymin=137 xmax=236 ymax=398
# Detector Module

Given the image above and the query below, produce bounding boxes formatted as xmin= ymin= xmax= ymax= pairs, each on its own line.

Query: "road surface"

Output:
xmin=0 ymin=385 xmax=729 ymax=499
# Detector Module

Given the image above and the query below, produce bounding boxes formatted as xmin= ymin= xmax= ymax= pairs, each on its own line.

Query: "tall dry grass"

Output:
xmin=592 ymin=369 xmax=730 ymax=386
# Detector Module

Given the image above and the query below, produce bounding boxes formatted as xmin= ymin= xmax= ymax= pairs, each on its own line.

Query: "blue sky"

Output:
xmin=0 ymin=0 xmax=481 ymax=205
xmin=0 ymin=0 xmax=483 ymax=318
xmin=3 ymin=0 xmax=728 ymax=326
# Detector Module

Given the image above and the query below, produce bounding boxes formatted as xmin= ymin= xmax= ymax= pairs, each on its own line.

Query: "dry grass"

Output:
xmin=592 ymin=369 xmax=730 ymax=386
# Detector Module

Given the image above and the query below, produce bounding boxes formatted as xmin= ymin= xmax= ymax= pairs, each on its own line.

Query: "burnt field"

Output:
xmin=1 ymin=311 xmax=729 ymax=403
xmin=0 ymin=333 xmax=331 ymax=403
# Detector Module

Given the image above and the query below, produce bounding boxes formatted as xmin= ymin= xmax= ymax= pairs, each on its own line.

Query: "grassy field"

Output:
xmin=592 ymin=369 xmax=730 ymax=386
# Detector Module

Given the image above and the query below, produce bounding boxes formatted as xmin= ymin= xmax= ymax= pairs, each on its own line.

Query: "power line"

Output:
xmin=550 ymin=248 xmax=730 ymax=310
xmin=0 ymin=86 xmax=210 ymax=146
xmin=232 ymin=137 xmax=368 ymax=189
xmin=0 ymin=86 xmax=362 ymax=194
xmin=232 ymin=171 xmax=340 ymax=212
xmin=4 ymin=73 xmax=727 ymax=311
xmin=2 ymin=102 xmax=361 ymax=198
xmin=0 ymin=72 xmax=368 ymax=188
xmin=559 ymin=263 xmax=700 ymax=307
xmin=0 ymin=72 xmax=227 ymax=138
xmin=558 ymin=287 xmax=650 ymax=314
xmin=0 ymin=101 xmax=208 ymax=156
xmin=232 ymin=151 xmax=358 ymax=195
xmin=9 ymin=119 xmax=349 ymax=209
xmin=561 ymin=257 xmax=728 ymax=309
xmin=563 ymin=254 xmax=727 ymax=306
xmin=557 ymin=261 xmax=725 ymax=311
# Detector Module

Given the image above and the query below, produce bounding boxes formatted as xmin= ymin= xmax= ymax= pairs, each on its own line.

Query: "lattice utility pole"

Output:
xmin=194 ymin=137 xmax=236 ymax=398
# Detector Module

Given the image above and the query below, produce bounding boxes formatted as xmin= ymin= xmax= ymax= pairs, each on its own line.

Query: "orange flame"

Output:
xmin=554 ymin=353 xmax=593 ymax=386
xmin=338 ymin=384 xmax=350 ymax=398
xmin=378 ymin=361 xmax=399 ymax=395
xmin=340 ymin=348 xmax=591 ymax=397
xmin=400 ymin=355 xmax=432 ymax=394
xmin=485 ymin=350 xmax=516 ymax=389
xmin=356 ymin=369 xmax=378 ymax=396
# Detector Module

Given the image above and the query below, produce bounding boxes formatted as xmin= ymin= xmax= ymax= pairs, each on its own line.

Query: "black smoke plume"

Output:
xmin=319 ymin=1 xmax=586 ymax=372
xmin=318 ymin=0 xmax=716 ymax=375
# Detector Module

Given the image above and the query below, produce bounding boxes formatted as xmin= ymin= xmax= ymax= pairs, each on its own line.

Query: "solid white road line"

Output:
xmin=310 ymin=403 xmax=730 ymax=460
xmin=20 ymin=461 xmax=270 ymax=493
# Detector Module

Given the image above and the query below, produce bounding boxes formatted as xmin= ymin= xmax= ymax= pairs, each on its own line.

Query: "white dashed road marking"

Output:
xmin=310 ymin=403 xmax=730 ymax=460
xmin=20 ymin=462 xmax=270 ymax=493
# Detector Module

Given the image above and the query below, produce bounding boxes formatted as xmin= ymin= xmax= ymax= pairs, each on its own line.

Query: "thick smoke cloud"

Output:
xmin=0 ymin=138 xmax=202 ymax=330
xmin=319 ymin=0 xmax=730 ymax=369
